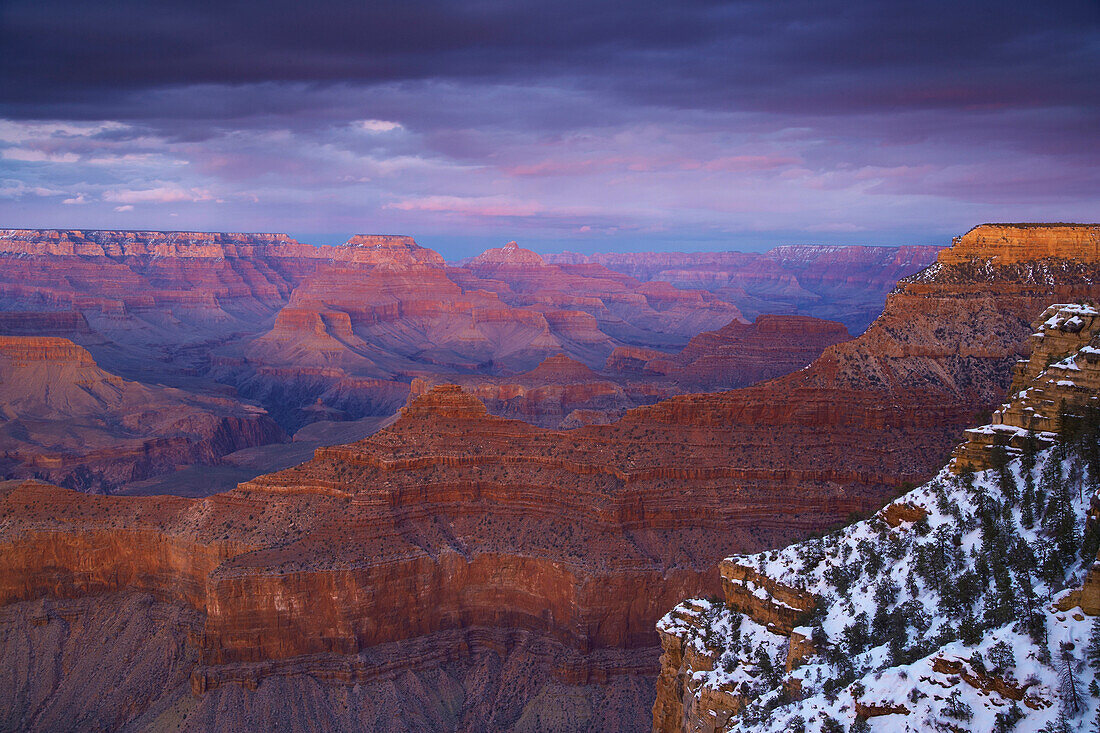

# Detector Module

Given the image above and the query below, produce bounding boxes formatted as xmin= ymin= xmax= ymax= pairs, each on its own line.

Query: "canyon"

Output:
xmin=0 ymin=224 xmax=1098 ymax=731
xmin=544 ymin=243 xmax=943 ymax=334
xmin=0 ymin=229 xmax=924 ymax=489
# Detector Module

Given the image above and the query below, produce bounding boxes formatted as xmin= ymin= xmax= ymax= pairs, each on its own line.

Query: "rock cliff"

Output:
xmin=0 ymin=229 xmax=776 ymax=486
xmin=0 ymin=337 xmax=283 ymax=492
xmin=651 ymin=321 xmax=1100 ymax=731
xmin=951 ymin=302 xmax=1100 ymax=470
xmin=612 ymin=314 xmax=850 ymax=388
xmin=939 ymin=223 xmax=1100 ymax=265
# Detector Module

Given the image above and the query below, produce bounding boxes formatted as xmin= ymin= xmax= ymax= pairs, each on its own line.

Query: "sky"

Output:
xmin=0 ymin=0 xmax=1097 ymax=259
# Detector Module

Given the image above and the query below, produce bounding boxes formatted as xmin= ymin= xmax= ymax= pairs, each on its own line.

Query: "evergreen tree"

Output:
xmin=1088 ymin=616 xmax=1100 ymax=671
xmin=1040 ymin=712 xmax=1072 ymax=733
xmin=1022 ymin=478 xmax=1036 ymax=528
xmin=994 ymin=702 xmax=1023 ymax=732
xmin=989 ymin=640 xmax=1015 ymax=672
xmin=960 ymin=610 xmax=983 ymax=646
xmin=1015 ymin=570 xmax=1046 ymax=645
xmin=1059 ymin=644 xmax=1083 ymax=717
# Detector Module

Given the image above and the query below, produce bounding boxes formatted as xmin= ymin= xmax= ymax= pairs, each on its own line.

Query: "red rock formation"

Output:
xmin=456 ymin=240 xmax=745 ymax=350
xmin=408 ymin=314 xmax=851 ymax=428
xmin=0 ymin=336 xmax=284 ymax=491
xmin=605 ymin=346 xmax=669 ymax=374
xmin=0 ymin=229 xmax=765 ymax=460
xmin=609 ymin=314 xmax=850 ymax=388
xmin=409 ymin=356 xmax=667 ymax=428
xmin=719 ymin=562 xmax=816 ymax=636
xmin=951 ymin=302 xmax=1100 ymax=470
xmin=939 ymin=223 xmax=1100 ymax=265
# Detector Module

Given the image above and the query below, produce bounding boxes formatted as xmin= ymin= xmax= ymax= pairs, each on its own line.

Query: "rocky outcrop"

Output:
xmin=409 ymin=356 xmax=673 ymax=428
xmin=938 ymin=223 xmax=1100 ymax=265
xmin=456 ymin=241 xmax=745 ymax=350
xmin=467 ymin=240 xmax=546 ymax=267
xmin=410 ymin=313 xmax=853 ymax=428
xmin=719 ymin=562 xmax=816 ymax=636
xmin=951 ymin=302 xmax=1100 ymax=471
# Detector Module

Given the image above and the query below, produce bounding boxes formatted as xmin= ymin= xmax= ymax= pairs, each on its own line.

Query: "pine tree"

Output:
xmin=989 ymin=640 xmax=1015 ymax=672
xmin=1015 ymin=570 xmax=1046 ymax=645
xmin=1060 ymin=644 xmax=1083 ymax=717
xmin=1041 ymin=711 xmax=1072 ymax=733
xmin=1088 ymin=616 xmax=1100 ymax=671
xmin=960 ymin=610 xmax=983 ymax=646
xmin=994 ymin=702 xmax=1024 ymax=732
xmin=1022 ymin=479 xmax=1036 ymax=528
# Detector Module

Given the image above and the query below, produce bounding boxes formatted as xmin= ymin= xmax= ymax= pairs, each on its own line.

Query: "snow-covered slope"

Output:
xmin=654 ymin=304 xmax=1100 ymax=733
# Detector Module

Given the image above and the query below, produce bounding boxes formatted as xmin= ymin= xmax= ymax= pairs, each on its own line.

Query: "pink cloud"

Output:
xmin=103 ymin=185 xmax=214 ymax=204
xmin=386 ymin=195 xmax=545 ymax=218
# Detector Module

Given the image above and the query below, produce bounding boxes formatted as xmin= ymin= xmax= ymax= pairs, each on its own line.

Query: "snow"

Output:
xmin=1044 ymin=304 xmax=1099 ymax=330
xmin=667 ymin=443 xmax=1100 ymax=732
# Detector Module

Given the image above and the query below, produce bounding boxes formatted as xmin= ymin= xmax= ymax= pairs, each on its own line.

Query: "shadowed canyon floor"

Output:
xmin=0 ymin=224 xmax=1097 ymax=730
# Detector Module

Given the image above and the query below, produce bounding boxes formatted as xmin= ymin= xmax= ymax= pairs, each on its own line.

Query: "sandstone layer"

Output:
xmin=412 ymin=313 xmax=851 ymax=428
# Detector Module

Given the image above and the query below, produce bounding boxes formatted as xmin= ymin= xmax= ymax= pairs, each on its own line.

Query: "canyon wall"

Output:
xmin=0 ymin=336 xmax=283 ymax=492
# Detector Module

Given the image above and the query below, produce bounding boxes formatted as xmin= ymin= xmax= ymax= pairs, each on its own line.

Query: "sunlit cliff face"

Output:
xmin=0 ymin=0 xmax=1097 ymax=255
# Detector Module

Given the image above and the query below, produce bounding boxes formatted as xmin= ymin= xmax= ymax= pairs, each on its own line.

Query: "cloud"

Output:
xmin=386 ymin=195 xmax=546 ymax=218
xmin=0 ymin=120 xmax=128 ymax=143
xmin=2 ymin=148 xmax=81 ymax=163
xmin=102 ymin=185 xmax=213 ymax=204
xmin=62 ymin=194 xmax=90 ymax=204
xmin=356 ymin=119 xmax=402 ymax=133
xmin=113 ymin=204 xmax=134 ymax=212
xmin=0 ymin=180 xmax=64 ymax=198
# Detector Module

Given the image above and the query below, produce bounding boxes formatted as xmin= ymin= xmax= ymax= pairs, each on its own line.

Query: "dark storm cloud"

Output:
xmin=2 ymin=0 xmax=1097 ymax=118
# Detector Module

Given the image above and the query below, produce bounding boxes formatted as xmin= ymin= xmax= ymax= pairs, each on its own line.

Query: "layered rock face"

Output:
xmin=545 ymin=244 xmax=942 ymax=333
xmin=409 ymin=355 xmax=643 ymax=428
xmin=952 ymin=302 xmax=1100 ymax=470
xmin=939 ymin=223 xmax=1100 ymax=265
xmin=0 ymin=336 xmax=283 ymax=492
xmin=408 ymin=314 xmax=851 ymax=428
xmin=651 ymin=326 xmax=1100 ymax=731
xmin=454 ymin=240 xmax=745 ymax=355
xmin=611 ymin=314 xmax=850 ymax=388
